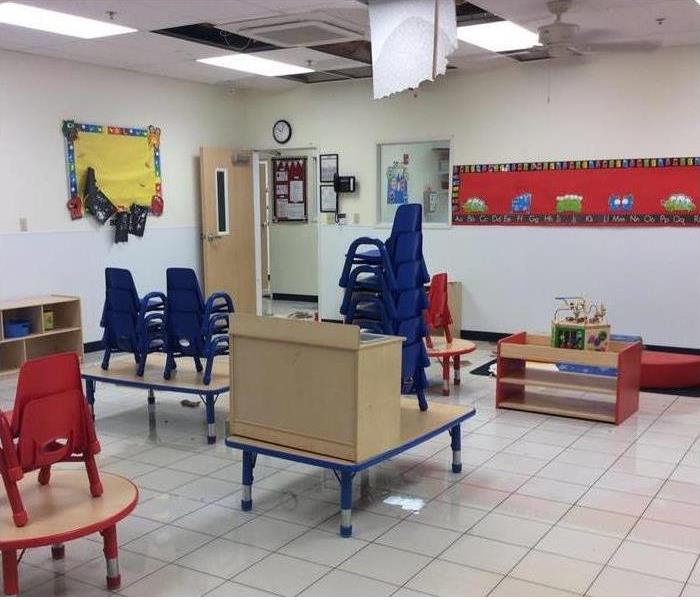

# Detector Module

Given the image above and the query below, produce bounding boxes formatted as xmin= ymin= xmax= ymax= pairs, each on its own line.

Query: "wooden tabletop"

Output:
xmin=81 ymin=353 xmax=230 ymax=393
xmin=426 ymin=338 xmax=477 ymax=358
xmin=0 ymin=471 xmax=137 ymax=550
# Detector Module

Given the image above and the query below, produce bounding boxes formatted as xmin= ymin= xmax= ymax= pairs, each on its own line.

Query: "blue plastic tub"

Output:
xmin=4 ymin=319 xmax=30 ymax=338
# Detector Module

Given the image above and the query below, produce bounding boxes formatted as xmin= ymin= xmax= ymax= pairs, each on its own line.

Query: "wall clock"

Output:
xmin=272 ymin=119 xmax=292 ymax=144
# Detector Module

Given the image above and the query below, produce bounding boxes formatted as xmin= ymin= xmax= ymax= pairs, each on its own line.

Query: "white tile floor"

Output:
xmin=2 ymin=342 xmax=700 ymax=596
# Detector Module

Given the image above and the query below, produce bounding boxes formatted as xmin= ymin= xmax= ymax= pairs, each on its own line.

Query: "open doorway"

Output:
xmin=255 ymin=148 xmax=319 ymax=320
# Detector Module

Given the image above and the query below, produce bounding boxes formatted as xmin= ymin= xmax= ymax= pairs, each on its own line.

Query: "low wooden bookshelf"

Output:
xmin=496 ymin=332 xmax=642 ymax=425
xmin=0 ymin=296 xmax=83 ymax=376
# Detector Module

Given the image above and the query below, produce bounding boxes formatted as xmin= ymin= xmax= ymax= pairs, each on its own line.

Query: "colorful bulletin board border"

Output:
xmin=451 ymin=156 xmax=700 ymax=226
xmin=64 ymin=120 xmax=163 ymax=214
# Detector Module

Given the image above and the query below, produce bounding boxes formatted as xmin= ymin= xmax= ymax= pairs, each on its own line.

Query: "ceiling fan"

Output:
xmin=522 ymin=0 xmax=661 ymax=59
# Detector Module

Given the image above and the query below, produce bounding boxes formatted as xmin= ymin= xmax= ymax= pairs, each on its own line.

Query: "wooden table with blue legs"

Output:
xmin=226 ymin=399 xmax=475 ymax=537
xmin=0 ymin=472 xmax=137 ymax=595
xmin=81 ymin=354 xmax=229 ymax=444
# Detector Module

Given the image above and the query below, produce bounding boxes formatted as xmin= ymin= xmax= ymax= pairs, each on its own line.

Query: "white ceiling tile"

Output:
xmin=0 ymin=23 xmax=75 ymax=50
xmin=469 ymin=0 xmax=700 ymax=49
xmin=253 ymin=47 xmax=366 ymax=71
xmin=233 ymin=75 xmax=302 ymax=92
xmin=13 ymin=0 xmax=289 ymax=30
xmin=38 ymin=32 xmax=221 ymax=66
xmin=245 ymin=0 xmax=364 ymax=14
xmin=135 ymin=60 xmax=255 ymax=84
xmin=320 ymin=5 xmax=369 ymax=31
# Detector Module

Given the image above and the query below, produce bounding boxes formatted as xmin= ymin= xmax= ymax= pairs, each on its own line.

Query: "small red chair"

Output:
xmin=0 ymin=352 xmax=102 ymax=527
xmin=424 ymin=273 xmax=453 ymax=349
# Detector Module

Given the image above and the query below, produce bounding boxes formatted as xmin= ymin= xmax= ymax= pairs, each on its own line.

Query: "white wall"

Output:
xmin=239 ymin=46 xmax=700 ymax=347
xmin=0 ymin=50 xmax=241 ymax=340
xmin=269 ymin=223 xmax=318 ymax=296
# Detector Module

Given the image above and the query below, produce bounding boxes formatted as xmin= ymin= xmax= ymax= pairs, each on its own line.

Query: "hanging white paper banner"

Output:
xmin=368 ymin=0 xmax=457 ymax=99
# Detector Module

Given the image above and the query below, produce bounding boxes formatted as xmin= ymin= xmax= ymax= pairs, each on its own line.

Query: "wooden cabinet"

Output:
xmin=0 ymin=296 xmax=83 ymax=375
xmin=229 ymin=315 xmax=403 ymax=461
xmin=496 ymin=332 xmax=642 ymax=425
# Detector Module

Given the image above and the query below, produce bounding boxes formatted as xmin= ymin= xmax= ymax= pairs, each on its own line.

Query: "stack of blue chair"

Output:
xmin=339 ymin=204 xmax=431 ymax=410
xmin=100 ymin=268 xmax=167 ymax=376
xmin=163 ymin=268 xmax=234 ymax=385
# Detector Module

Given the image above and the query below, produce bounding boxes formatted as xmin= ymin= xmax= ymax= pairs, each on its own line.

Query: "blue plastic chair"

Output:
xmin=338 ymin=204 xmax=431 ymax=411
xmin=340 ymin=265 xmax=398 ymax=316
xmin=401 ymin=341 xmax=430 ymax=411
xmin=344 ymin=292 xmax=395 ymax=334
xmin=163 ymin=268 xmax=233 ymax=385
xmin=100 ymin=268 xmax=166 ymax=376
xmin=339 ymin=238 xmax=397 ymax=289
xmin=345 ymin=205 xmax=429 ymax=282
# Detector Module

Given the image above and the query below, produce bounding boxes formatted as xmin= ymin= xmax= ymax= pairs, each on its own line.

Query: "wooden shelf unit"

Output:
xmin=0 ymin=296 xmax=83 ymax=375
xmin=496 ymin=332 xmax=642 ymax=424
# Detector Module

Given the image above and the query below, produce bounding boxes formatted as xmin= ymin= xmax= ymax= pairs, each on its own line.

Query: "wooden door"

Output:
xmin=199 ymin=147 xmax=256 ymax=314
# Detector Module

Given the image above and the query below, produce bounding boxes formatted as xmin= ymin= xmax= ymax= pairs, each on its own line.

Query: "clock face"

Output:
xmin=273 ymin=119 xmax=292 ymax=144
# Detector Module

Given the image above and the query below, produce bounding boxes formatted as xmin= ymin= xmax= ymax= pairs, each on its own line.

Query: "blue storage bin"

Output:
xmin=4 ymin=319 xmax=30 ymax=338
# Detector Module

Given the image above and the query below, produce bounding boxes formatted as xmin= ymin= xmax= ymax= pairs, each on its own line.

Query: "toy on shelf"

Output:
xmin=0 ymin=353 xmax=102 ymax=527
xmin=551 ymin=296 xmax=610 ymax=351
xmin=339 ymin=204 xmax=430 ymax=410
xmin=100 ymin=268 xmax=167 ymax=376
xmin=164 ymin=268 xmax=234 ymax=385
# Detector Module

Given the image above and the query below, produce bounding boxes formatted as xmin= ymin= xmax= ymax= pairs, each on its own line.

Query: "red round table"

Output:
xmin=425 ymin=338 xmax=477 ymax=395
xmin=0 ymin=471 xmax=137 ymax=596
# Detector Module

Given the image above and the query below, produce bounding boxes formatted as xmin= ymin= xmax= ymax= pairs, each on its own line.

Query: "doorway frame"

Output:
xmin=252 ymin=147 xmax=322 ymax=319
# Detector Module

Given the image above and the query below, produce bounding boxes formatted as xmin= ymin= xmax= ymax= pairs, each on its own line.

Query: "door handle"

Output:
xmin=206 ymin=233 xmax=221 ymax=242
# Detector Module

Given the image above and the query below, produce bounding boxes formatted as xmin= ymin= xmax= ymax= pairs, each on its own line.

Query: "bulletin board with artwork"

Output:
xmin=62 ymin=119 xmax=163 ymax=241
xmin=272 ymin=157 xmax=307 ymax=222
xmin=451 ymin=156 xmax=700 ymax=227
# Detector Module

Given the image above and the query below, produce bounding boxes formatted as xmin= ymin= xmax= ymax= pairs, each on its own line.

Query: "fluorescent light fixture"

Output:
xmin=457 ymin=20 xmax=539 ymax=53
xmin=0 ymin=2 xmax=135 ymax=38
xmin=197 ymin=54 xmax=314 ymax=77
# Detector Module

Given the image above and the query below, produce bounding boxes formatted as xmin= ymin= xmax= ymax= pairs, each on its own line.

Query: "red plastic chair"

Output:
xmin=0 ymin=352 xmax=102 ymax=527
xmin=424 ymin=273 xmax=453 ymax=349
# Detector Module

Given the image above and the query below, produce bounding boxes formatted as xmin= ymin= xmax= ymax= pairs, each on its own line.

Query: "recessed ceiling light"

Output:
xmin=0 ymin=2 xmax=135 ymax=38
xmin=197 ymin=54 xmax=314 ymax=77
xmin=457 ymin=20 xmax=540 ymax=53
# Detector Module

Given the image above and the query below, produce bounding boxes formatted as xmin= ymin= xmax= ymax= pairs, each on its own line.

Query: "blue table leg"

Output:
xmin=147 ymin=389 xmax=156 ymax=432
xmin=205 ymin=393 xmax=216 ymax=444
xmin=340 ymin=471 xmax=353 ymax=537
xmin=450 ymin=424 xmax=462 ymax=473
xmin=85 ymin=378 xmax=96 ymax=419
xmin=241 ymin=450 xmax=255 ymax=511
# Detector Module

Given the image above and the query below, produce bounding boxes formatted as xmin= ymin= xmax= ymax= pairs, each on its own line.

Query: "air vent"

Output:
xmin=238 ymin=20 xmax=363 ymax=48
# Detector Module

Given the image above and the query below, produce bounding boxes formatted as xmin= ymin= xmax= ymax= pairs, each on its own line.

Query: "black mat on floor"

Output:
xmin=470 ymin=359 xmax=496 ymax=377
xmin=644 ymin=386 xmax=700 ymax=398
xmin=469 ymin=359 xmax=700 ymax=397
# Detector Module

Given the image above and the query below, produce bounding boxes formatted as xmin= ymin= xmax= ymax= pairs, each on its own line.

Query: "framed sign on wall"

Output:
xmin=272 ymin=157 xmax=307 ymax=222
xmin=319 ymin=153 xmax=339 ymax=183
xmin=320 ymin=184 xmax=338 ymax=213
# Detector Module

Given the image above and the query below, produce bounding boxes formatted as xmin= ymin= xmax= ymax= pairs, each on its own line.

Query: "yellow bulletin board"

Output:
xmin=63 ymin=120 xmax=162 ymax=213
